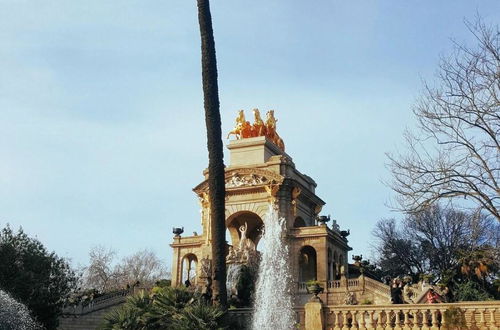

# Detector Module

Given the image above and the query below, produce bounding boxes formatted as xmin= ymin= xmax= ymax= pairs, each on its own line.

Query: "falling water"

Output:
xmin=251 ymin=204 xmax=294 ymax=330
xmin=226 ymin=263 xmax=243 ymax=296
xmin=0 ymin=289 xmax=42 ymax=330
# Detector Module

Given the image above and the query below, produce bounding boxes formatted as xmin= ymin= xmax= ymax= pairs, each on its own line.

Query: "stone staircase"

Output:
xmin=58 ymin=289 xmax=130 ymax=330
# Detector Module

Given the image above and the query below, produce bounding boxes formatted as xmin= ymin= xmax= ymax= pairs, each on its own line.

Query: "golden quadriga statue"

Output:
xmin=227 ymin=109 xmax=285 ymax=151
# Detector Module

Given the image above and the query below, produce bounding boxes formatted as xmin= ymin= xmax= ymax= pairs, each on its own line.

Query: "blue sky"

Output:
xmin=1 ymin=1 xmax=499 ymax=269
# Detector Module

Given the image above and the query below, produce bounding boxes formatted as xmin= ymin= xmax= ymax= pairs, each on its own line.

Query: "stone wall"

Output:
xmin=57 ymin=290 xmax=129 ymax=330
xmin=58 ymin=305 xmax=120 ymax=330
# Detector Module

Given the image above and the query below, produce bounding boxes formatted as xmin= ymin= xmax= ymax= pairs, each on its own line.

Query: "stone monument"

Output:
xmin=170 ymin=109 xmax=353 ymax=305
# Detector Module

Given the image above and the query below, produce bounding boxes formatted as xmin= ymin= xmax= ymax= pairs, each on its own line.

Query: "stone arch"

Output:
xmin=181 ymin=253 xmax=198 ymax=285
xmin=225 ymin=202 xmax=268 ymax=221
xmin=293 ymin=216 xmax=306 ymax=228
xmin=298 ymin=245 xmax=317 ymax=282
xmin=226 ymin=210 xmax=264 ymax=248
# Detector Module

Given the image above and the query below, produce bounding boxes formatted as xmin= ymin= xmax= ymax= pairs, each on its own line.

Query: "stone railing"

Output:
xmin=348 ymin=279 xmax=360 ymax=287
xmin=227 ymin=307 xmax=305 ymax=329
xmin=61 ymin=289 xmax=131 ymax=316
xmin=322 ymin=301 xmax=500 ymax=329
xmin=364 ymin=276 xmax=390 ymax=296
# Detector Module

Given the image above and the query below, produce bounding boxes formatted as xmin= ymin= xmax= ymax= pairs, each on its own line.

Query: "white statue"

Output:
xmin=239 ymin=222 xmax=256 ymax=251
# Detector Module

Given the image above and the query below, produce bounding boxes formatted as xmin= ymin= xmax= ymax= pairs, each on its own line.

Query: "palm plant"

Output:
xmin=170 ymin=301 xmax=227 ymax=330
xmin=196 ymin=0 xmax=227 ymax=308
xmin=145 ymin=286 xmax=195 ymax=327
xmin=101 ymin=287 xmax=228 ymax=329
xmin=100 ymin=291 xmax=151 ymax=330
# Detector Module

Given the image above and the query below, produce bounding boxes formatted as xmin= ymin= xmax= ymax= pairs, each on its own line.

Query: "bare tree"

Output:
xmin=387 ymin=19 xmax=500 ymax=221
xmin=372 ymin=205 xmax=499 ymax=283
xmin=81 ymin=246 xmax=118 ymax=292
xmin=81 ymin=246 xmax=168 ymax=292
xmin=115 ymin=249 xmax=169 ymax=288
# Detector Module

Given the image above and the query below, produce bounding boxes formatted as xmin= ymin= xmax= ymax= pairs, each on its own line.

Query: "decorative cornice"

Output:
xmin=193 ymin=168 xmax=284 ymax=195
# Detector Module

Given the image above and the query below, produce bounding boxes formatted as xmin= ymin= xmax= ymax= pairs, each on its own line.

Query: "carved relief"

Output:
xmin=193 ymin=168 xmax=283 ymax=194
xmin=226 ymin=173 xmax=266 ymax=188
xmin=200 ymin=256 xmax=212 ymax=278
xmin=265 ymin=184 xmax=280 ymax=204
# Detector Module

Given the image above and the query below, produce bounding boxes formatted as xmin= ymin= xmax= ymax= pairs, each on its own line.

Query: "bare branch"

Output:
xmin=387 ymin=18 xmax=500 ymax=221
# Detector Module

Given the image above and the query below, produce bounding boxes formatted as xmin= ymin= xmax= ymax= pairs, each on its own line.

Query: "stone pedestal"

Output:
xmin=305 ymin=299 xmax=325 ymax=330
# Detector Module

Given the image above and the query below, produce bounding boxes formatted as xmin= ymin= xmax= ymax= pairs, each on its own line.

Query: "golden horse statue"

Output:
xmin=265 ymin=110 xmax=285 ymax=151
xmin=227 ymin=109 xmax=285 ymax=151
xmin=252 ymin=109 xmax=266 ymax=137
xmin=227 ymin=110 xmax=252 ymax=139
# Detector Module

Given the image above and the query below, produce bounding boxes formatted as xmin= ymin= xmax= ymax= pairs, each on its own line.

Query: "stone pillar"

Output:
xmin=340 ymin=265 xmax=347 ymax=290
xmin=171 ymin=237 xmax=182 ymax=286
xmin=305 ymin=298 xmax=325 ymax=330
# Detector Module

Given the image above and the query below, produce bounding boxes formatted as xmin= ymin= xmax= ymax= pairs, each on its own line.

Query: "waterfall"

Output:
xmin=251 ymin=204 xmax=294 ymax=330
xmin=226 ymin=263 xmax=243 ymax=297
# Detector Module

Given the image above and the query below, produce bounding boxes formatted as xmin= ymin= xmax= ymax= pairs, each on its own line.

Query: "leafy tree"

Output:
xmin=196 ymin=0 xmax=227 ymax=307
xmin=0 ymin=289 xmax=42 ymax=330
xmin=454 ymin=281 xmax=493 ymax=301
xmin=372 ymin=205 xmax=499 ymax=300
xmin=0 ymin=225 xmax=77 ymax=329
xmin=386 ymin=19 xmax=500 ymax=221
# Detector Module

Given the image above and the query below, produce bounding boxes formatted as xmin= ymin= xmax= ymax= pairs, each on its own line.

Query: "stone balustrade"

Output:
xmin=227 ymin=307 xmax=306 ymax=329
xmin=347 ymin=279 xmax=360 ymax=287
xmin=227 ymin=301 xmax=500 ymax=329
xmin=61 ymin=289 xmax=131 ymax=316
xmin=323 ymin=301 xmax=500 ymax=330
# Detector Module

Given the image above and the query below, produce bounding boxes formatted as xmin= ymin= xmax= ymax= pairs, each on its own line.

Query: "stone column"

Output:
xmin=171 ymin=237 xmax=181 ymax=286
xmin=305 ymin=297 xmax=325 ymax=330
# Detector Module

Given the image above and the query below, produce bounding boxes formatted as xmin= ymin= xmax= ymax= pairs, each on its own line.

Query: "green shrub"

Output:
xmin=360 ymin=298 xmax=373 ymax=305
xmin=454 ymin=281 xmax=493 ymax=301
xmin=101 ymin=286 xmax=227 ymax=330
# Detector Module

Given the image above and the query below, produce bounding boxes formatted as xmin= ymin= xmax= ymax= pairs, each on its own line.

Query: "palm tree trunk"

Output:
xmin=196 ymin=0 xmax=227 ymax=308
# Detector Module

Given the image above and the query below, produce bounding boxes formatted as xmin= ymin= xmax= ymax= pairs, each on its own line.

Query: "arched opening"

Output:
xmin=226 ymin=211 xmax=264 ymax=249
xmin=181 ymin=254 xmax=198 ymax=286
xmin=293 ymin=216 xmax=306 ymax=228
xmin=299 ymin=246 xmax=317 ymax=282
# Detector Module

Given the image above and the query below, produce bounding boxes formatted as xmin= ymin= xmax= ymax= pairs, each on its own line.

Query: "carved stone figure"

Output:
xmin=344 ymin=291 xmax=357 ymax=305
xmin=226 ymin=246 xmax=236 ymax=263
xmin=225 ymin=222 xmax=260 ymax=270
xmin=200 ymin=256 xmax=211 ymax=278
xmin=238 ymin=222 xmax=256 ymax=251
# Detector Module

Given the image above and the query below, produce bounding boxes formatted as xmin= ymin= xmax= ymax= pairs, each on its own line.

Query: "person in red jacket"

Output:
xmin=426 ymin=289 xmax=442 ymax=303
